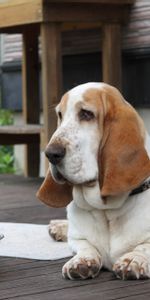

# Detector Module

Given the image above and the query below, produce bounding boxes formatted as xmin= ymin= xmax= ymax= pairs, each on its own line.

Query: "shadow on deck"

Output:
xmin=0 ymin=174 xmax=150 ymax=300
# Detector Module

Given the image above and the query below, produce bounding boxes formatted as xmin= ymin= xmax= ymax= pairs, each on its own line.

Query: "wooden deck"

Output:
xmin=0 ymin=174 xmax=150 ymax=300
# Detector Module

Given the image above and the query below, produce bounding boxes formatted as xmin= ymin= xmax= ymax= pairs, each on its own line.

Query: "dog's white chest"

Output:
xmin=69 ymin=188 xmax=150 ymax=268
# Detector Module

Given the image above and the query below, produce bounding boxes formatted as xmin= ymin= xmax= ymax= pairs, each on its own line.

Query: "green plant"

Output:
xmin=0 ymin=109 xmax=15 ymax=174
xmin=0 ymin=109 xmax=14 ymax=125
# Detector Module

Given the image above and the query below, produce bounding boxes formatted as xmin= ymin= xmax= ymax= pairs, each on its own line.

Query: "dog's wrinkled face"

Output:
xmin=45 ymin=83 xmax=103 ymax=186
xmin=37 ymin=82 xmax=150 ymax=208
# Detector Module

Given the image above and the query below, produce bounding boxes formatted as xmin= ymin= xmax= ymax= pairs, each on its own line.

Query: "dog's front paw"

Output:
xmin=113 ymin=252 xmax=150 ymax=280
xmin=62 ymin=254 xmax=102 ymax=280
xmin=48 ymin=219 xmax=68 ymax=242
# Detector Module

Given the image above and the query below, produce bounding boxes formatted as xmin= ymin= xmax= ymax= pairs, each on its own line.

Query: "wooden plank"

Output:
xmin=24 ymin=143 xmax=40 ymax=176
xmin=0 ymin=0 xmax=42 ymax=29
xmin=0 ymin=125 xmax=43 ymax=134
xmin=0 ymin=134 xmax=40 ymax=145
xmin=22 ymin=27 xmax=40 ymax=177
xmin=102 ymin=24 xmax=122 ymax=90
xmin=40 ymin=22 xmax=62 ymax=171
xmin=22 ymin=28 xmax=40 ymax=124
xmin=62 ymin=22 xmax=102 ymax=31
xmin=43 ymin=3 xmax=130 ymax=23
xmin=0 ymin=125 xmax=42 ymax=144
xmin=0 ymin=204 xmax=65 ymax=224
xmin=45 ymin=0 xmax=134 ymax=3
xmin=13 ymin=284 xmax=150 ymax=300
xmin=0 ymin=261 xmax=149 ymax=300
xmin=0 ymin=0 xmax=133 ymax=30
xmin=0 ymin=239 xmax=145 ymax=300
xmin=0 ymin=0 xmax=40 ymax=6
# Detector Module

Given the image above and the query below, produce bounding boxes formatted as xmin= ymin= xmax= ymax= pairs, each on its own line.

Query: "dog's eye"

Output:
xmin=79 ymin=109 xmax=95 ymax=121
xmin=58 ymin=111 xmax=62 ymax=121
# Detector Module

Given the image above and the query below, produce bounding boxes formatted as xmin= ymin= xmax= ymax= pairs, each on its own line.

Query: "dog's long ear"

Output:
xmin=36 ymin=170 xmax=72 ymax=208
xmin=100 ymin=87 xmax=150 ymax=198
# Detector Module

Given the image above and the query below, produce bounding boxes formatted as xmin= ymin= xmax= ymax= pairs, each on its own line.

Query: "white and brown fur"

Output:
xmin=37 ymin=83 xmax=150 ymax=280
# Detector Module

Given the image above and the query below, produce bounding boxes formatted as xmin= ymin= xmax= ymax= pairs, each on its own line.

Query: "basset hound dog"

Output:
xmin=37 ymin=82 xmax=150 ymax=280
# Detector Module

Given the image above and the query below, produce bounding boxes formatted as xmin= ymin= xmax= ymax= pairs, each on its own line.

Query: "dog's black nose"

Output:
xmin=45 ymin=144 xmax=66 ymax=165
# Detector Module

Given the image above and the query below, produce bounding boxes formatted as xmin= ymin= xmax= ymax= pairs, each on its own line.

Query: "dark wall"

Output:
xmin=122 ymin=51 xmax=150 ymax=108
xmin=0 ymin=63 xmax=22 ymax=111
xmin=1 ymin=51 xmax=150 ymax=111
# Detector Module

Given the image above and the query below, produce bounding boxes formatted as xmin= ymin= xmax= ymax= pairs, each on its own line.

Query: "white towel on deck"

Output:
xmin=0 ymin=222 xmax=73 ymax=260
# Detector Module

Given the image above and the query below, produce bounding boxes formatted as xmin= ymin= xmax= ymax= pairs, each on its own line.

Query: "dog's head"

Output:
xmin=37 ymin=83 xmax=150 ymax=207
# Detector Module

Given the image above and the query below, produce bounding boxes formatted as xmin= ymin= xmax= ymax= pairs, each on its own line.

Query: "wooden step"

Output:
xmin=0 ymin=124 xmax=43 ymax=145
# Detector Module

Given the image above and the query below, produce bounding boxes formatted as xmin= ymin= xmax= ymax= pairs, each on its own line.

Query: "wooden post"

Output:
xmin=102 ymin=24 xmax=122 ymax=91
xmin=22 ymin=27 xmax=40 ymax=177
xmin=41 ymin=22 xmax=62 ymax=171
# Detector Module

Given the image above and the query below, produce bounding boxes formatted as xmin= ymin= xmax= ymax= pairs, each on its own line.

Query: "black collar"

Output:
xmin=130 ymin=179 xmax=150 ymax=196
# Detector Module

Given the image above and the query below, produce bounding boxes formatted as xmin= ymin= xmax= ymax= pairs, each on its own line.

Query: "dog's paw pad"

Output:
xmin=62 ymin=255 xmax=101 ymax=280
xmin=113 ymin=253 xmax=150 ymax=280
